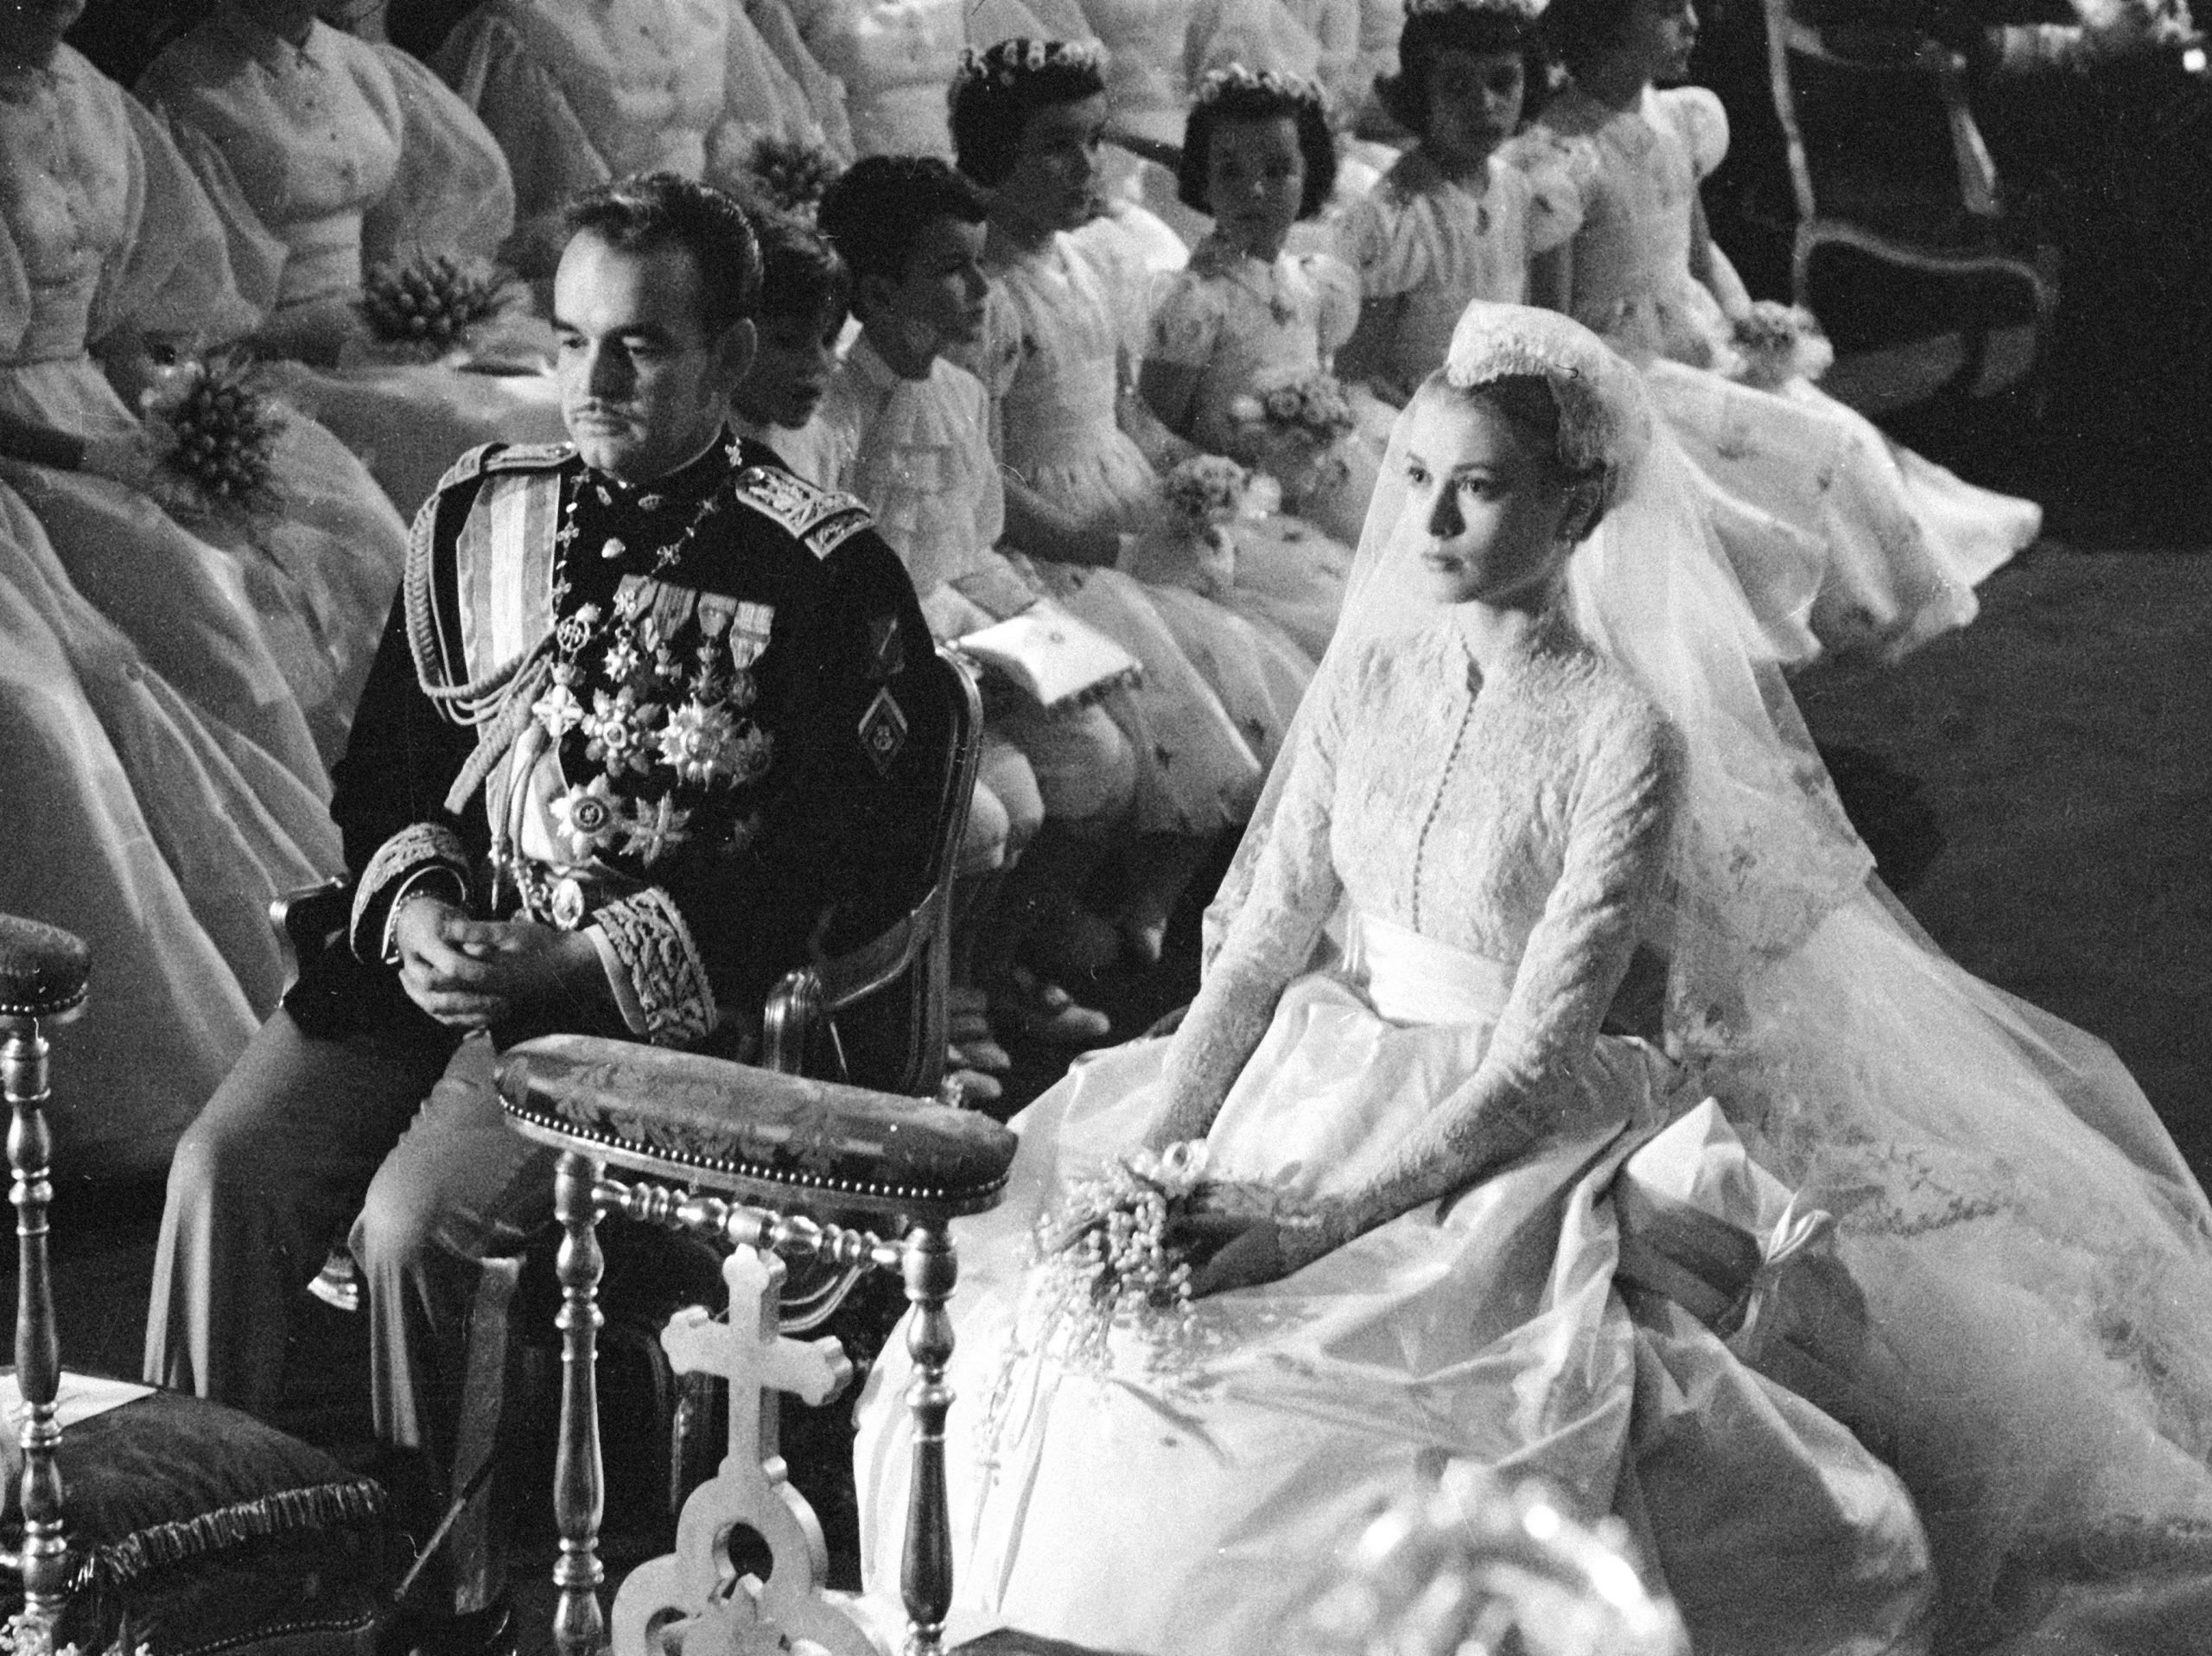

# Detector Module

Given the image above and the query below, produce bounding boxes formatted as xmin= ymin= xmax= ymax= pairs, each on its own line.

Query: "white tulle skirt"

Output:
xmin=1646 ymin=363 xmax=2039 ymax=664
xmin=856 ymin=915 xmax=1931 ymax=1656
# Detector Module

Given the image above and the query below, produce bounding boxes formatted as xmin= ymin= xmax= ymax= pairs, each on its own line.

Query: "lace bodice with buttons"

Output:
xmin=1164 ymin=609 xmax=1682 ymax=1125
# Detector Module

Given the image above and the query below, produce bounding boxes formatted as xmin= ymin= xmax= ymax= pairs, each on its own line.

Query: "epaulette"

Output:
xmin=730 ymin=464 xmax=874 ymax=561
xmin=426 ymin=439 xmax=577 ymax=500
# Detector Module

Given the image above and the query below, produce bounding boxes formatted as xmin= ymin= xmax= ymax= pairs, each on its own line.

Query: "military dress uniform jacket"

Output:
xmin=288 ymin=431 xmax=938 ymax=1061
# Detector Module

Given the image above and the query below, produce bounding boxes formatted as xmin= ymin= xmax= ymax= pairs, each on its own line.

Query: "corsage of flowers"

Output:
xmin=359 ymin=251 xmax=506 ymax=349
xmin=141 ymin=348 xmax=283 ymax=516
xmin=1730 ymin=301 xmax=1835 ymax=391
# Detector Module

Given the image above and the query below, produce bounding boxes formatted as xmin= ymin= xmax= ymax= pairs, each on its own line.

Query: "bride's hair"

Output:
xmin=1421 ymin=372 xmax=1612 ymax=538
xmin=948 ymin=39 xmax=1110 ymax=188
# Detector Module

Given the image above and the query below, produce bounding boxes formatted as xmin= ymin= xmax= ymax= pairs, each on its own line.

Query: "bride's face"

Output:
xmin=1395 ymin=387 xmax=1580 ymax=609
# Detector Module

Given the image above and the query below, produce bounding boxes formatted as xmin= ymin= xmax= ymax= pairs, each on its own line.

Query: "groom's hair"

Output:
xmin=563 ymin=173 xmax=763 ymax=334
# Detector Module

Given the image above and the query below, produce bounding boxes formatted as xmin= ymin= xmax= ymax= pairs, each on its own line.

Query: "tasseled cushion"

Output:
xmin=3 ymin=1385 xmax=391 ymax=1656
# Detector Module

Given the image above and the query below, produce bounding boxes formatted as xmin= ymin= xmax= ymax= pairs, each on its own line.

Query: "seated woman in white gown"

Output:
xmin=137 ymin=0 xmax=571 ymax=521
xmin=1200 ymin=304 xmax=2212 ymax=1650
xmin=0 ymin=9 xmax=409 ymax=772
xmin=855 ymin=303 xmax=1938 ymax=1656
xmin=433 ymin=0 xmax=849 ymax=278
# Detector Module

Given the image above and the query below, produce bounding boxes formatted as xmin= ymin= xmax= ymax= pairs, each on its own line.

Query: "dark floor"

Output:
xmin=8 ymin=385 xmax=2210 ymax=1653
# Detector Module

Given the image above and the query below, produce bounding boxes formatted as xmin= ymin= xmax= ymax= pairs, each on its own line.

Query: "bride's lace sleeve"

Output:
xmin=1332 ymin=691 xmax=1684 ymax=1240
xmin=1143 ymin=640 xmax=1363 ymax=1146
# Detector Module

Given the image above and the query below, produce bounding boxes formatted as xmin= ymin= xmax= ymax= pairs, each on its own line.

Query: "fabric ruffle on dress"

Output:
xmin=1527 ymin=85 xmax=2038 ymax=662
xmin=140 ymin=16 xmax=569 ymax=525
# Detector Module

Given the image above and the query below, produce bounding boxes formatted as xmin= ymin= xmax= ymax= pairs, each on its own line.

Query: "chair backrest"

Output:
xmin=763 ymin=643 xmax=983 ymax=1099
xmin=1763 ymin=0 xmax=2003 ymax=235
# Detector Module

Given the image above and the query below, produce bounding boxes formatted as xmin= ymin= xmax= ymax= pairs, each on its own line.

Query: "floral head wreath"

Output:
xmin=1443 ymin=303 xmax=1652 ymax=508
xmin=1403 ymin=0 xmax=1544 ymax=20
xmin=1196 ymin=62 xmax=1328 ymax=112
xmin=954 ymin=37 xmax=1107 ymax=92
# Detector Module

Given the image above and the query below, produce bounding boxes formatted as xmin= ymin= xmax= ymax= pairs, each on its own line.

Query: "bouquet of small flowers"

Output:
xmin=1230 ymin=372 xmax=1357 ymax=448
xmin=360 ymin=251 xmax=506 ymax=349
xmin=1163 ymin=452 xmax=1250 ymax=532
xmin=1229 ymin=372 xmax=1356 ymax=509
xmin=1030 ymin=1141 xmax=1214 ymax=1369
xmin=1132 ymin=454 xmax=1249 ymax=596
xmin=142 ymin=348 xmax=282 ymax=515
xmin=1730 ymin=301 xmax=1835 ymax=391
xmin=746 ymin=136 xmax=843 ymax=221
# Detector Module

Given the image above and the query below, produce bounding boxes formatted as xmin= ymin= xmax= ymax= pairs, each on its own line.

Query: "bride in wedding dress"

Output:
xmin=859 ymin=301 xmax=2212 ymax=1656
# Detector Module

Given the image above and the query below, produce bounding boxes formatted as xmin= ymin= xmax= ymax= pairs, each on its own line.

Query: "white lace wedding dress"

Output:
xmin=856 ymin=608 xmax=1933 ymax=1656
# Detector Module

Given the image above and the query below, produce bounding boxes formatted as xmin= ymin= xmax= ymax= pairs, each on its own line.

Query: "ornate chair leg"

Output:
xmin=552 ymin=1150 xmax=607 ymax=1656
xmin=899 ymin=1224 xmax=957 ymax=1656
xmin=3 ymin=1013 xmax=67 ymax=1623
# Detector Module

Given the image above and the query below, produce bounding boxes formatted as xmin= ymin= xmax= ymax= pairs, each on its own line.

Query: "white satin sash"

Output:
xmin=1344 ymin=910 xmax=1514 ymax=1028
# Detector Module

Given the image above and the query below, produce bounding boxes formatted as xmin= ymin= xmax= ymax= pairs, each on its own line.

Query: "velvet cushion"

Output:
xmin=0 ymin=914 xmax=90 ymax=1021
xmin=2 ymin=1387 xmax=391 ymax=1656
xmin=497 ymin=1034 xmax=1018 ymax=1215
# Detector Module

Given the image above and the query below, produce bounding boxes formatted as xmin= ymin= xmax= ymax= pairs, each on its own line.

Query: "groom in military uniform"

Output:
xmin=143 ymin=173 xmax=935 ymax=1649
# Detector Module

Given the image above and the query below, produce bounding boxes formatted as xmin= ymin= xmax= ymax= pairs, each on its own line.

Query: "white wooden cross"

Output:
xmin=610 ymin=1248 xmax=879 ymax=1656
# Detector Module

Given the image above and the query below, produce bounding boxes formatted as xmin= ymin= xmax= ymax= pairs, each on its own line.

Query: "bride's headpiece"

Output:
xmin=1195 ymin=62 xmax=1328 ymax=112
xmin=954 ymin=37 xmax=1107 ymax=91
xmin=1440 ymin=303 xmax=1653 ymax=512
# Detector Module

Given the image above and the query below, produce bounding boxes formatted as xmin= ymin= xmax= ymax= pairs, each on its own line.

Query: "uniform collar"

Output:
xmin=579 ymin=425 xmax=738 ymax=513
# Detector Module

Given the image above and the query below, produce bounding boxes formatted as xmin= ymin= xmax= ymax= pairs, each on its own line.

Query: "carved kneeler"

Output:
xmin=495 ymin=1033 xmax=1018 ymax=1656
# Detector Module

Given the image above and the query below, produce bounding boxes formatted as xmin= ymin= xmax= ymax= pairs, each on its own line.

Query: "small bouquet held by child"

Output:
xmin=1120 ymin=453 xmax=1253 ymax=597
xmin=1229 ymin=371 xmax=1357 ymax=511
xmin=1729 ymin=301 xmax=1835 ymax=392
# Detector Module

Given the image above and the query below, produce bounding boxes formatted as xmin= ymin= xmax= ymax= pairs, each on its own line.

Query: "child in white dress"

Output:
xmin=950 ymin=38 xmax=1294 ymax=966
xmin=1529 ymin=0 xmax=2042 ymax=660
xmin=1142 ymin=65 xmax=1376 ymax=547
xmin=1334 ymin=0 xmax=1580 ymax=403
xmin=817 ymin=156 xmax=1140 ymax=1057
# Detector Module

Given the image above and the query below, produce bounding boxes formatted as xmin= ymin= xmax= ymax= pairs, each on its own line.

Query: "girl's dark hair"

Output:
xmin=1176 ymin=77 xmax=1338 ymax=220
xmin=1376 ymin=7 xmax=1549 ymax=141
xmin=1542 ymin=0 xmax=1642 ymax=80
xmin=564 ymin=172 xmax=761 ymax=333
xmin=748 ymin=207 xmax=850 ymax=333
xmin=948 ymin=38 xmax=1109 ymax=188
xmin=817 ymin=156 xmax=988 ymax=319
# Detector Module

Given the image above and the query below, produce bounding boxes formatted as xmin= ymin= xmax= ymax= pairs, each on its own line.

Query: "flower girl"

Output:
xmin=1529 ymin=0 xmax=2042 ymax=659
xmin=1141 ymin=66 xmax=1380 ymax=547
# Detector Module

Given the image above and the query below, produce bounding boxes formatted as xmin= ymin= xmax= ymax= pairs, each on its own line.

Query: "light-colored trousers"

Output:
xmin=144 ymin=1011 xmax=550 ymax=1613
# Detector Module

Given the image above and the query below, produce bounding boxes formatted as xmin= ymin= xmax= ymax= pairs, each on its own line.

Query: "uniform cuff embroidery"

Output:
xmin=594 ymin=888 xmax=716 ymax=1048
xmin=351 ymin=823 xmax=471 ymax=962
